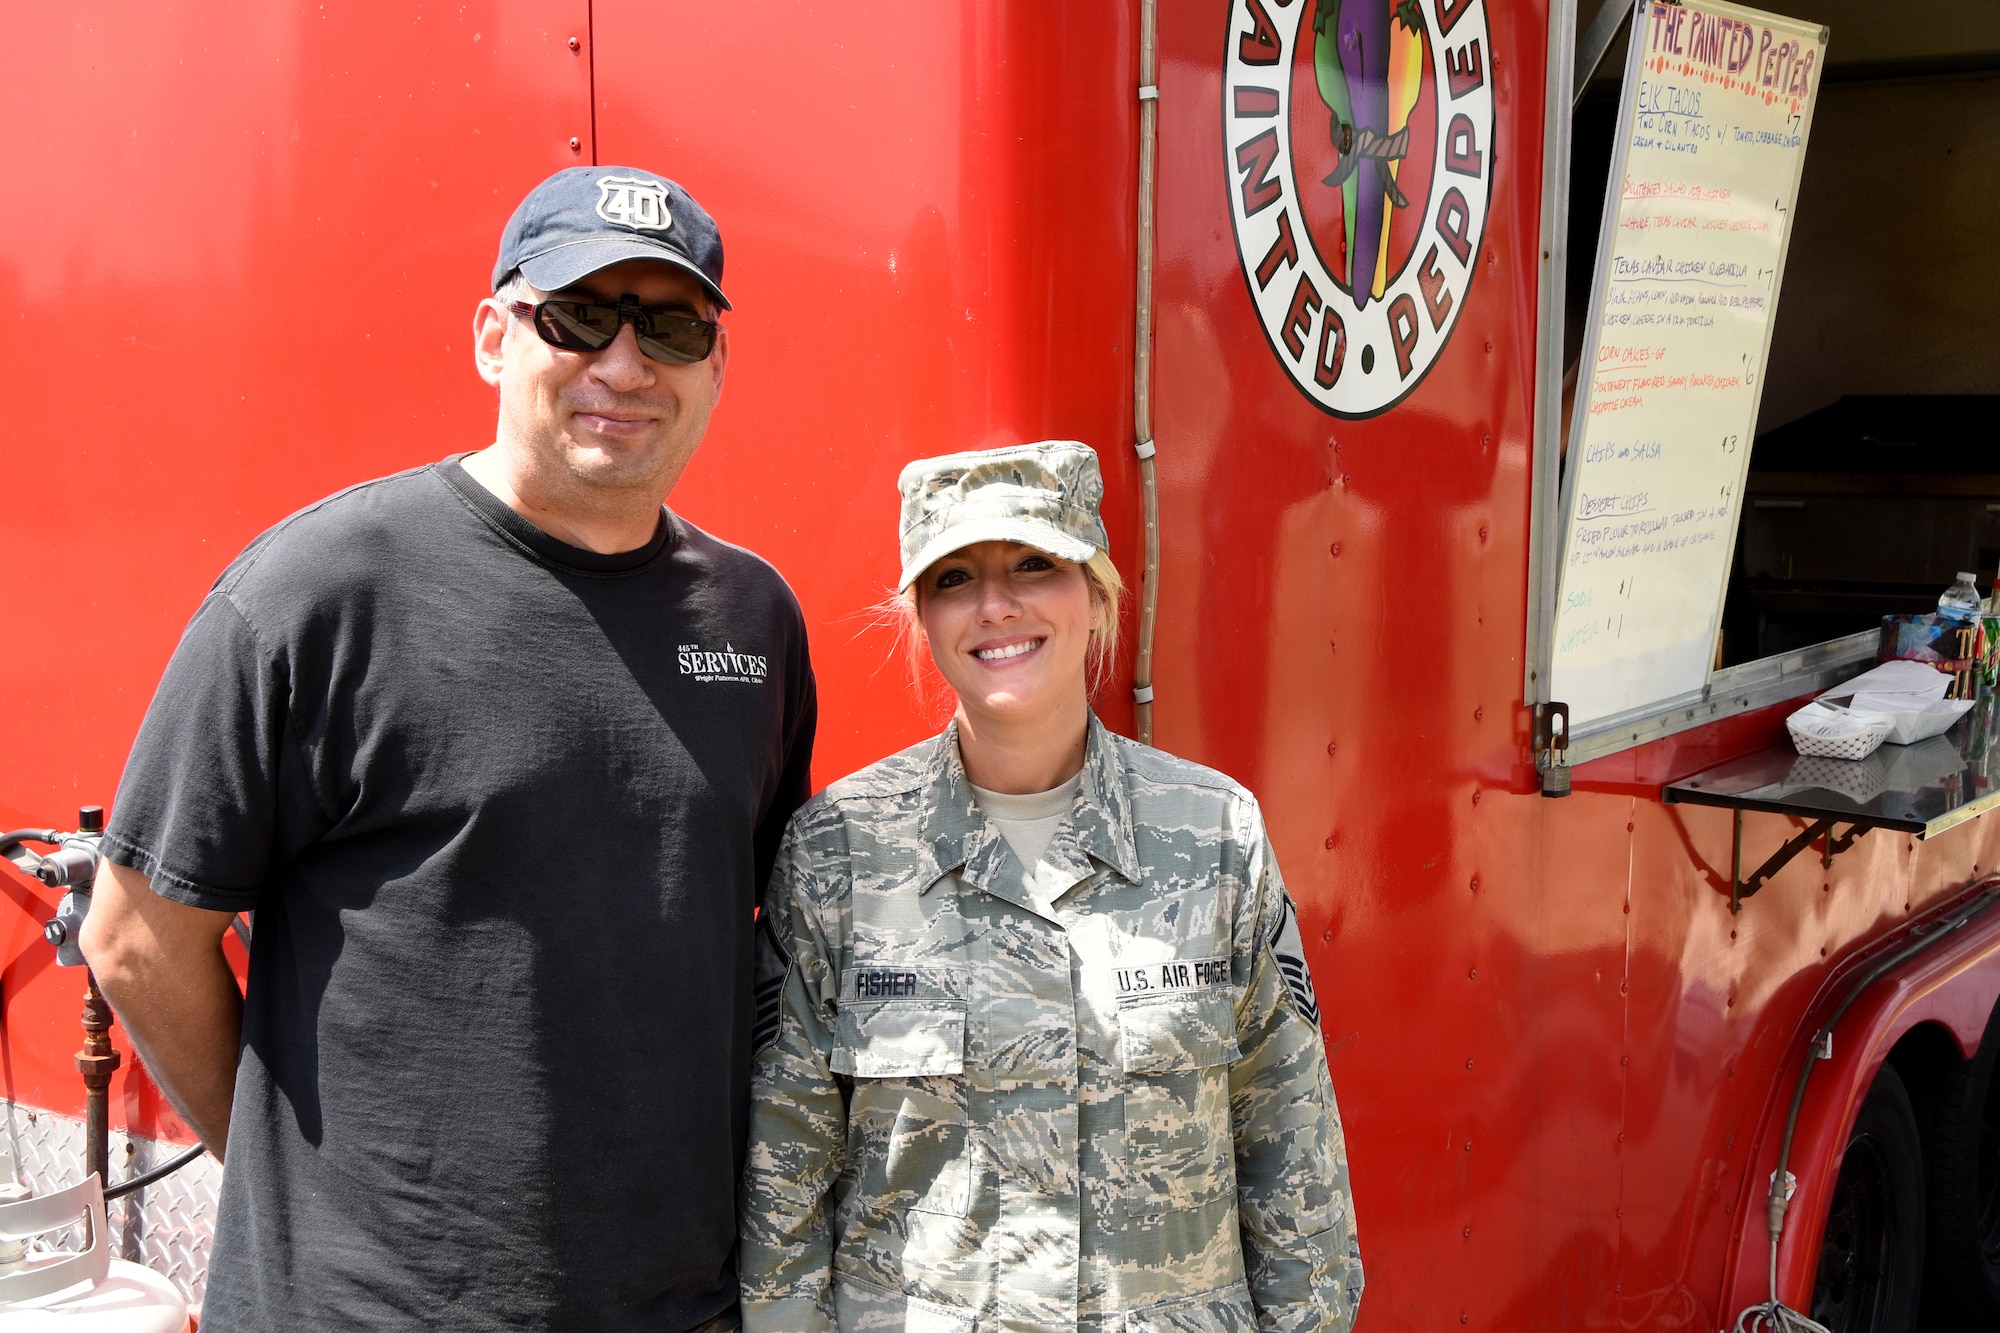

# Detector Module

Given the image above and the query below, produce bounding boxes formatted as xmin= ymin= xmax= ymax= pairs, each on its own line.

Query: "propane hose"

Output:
xmin=1729 ymin=878 xmax=2000 ymax=1333
xmin=103 ymin=1142 xmax=208 ymax=1202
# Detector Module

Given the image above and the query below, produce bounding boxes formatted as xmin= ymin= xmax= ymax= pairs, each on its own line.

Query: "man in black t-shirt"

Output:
xmin=80 ymin=167 xmax=815 ymax=1332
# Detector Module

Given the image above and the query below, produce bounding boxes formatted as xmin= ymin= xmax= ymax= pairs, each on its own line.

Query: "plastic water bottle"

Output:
xmin=1939 ymin=571 xmax=1982 ymax=622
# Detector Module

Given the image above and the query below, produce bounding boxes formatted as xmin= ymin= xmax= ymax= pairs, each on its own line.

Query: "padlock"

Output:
xmin=1538 ymin=703 xmax=1572 ymax=799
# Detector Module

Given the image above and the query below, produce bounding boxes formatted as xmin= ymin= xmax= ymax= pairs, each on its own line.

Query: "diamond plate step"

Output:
xmin=1 ymin=1100 xmax=218 ymax=1307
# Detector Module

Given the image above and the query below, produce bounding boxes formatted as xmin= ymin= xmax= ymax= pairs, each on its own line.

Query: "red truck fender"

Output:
xmin=1722 ymin=874 xmax=2000 ymax=1322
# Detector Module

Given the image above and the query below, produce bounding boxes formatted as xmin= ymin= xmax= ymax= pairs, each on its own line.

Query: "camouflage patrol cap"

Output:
xmin=897 ymin=441 xmax=1108 ymax=591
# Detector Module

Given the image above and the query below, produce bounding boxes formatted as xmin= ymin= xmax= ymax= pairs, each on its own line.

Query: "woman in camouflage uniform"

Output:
xmin=740 ymin=441 xmax=1363 ymax=1333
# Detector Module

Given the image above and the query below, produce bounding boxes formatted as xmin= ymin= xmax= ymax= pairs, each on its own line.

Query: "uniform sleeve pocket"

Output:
xmin=1119 ymin=990 xmax=1242 ymax=1074
xmin=832 ymin=1001 xmax=968 ymax=1077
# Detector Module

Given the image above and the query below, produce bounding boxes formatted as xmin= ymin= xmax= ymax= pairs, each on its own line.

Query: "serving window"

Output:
xmin=1529 ymin=0 xmax=2000 ymax=763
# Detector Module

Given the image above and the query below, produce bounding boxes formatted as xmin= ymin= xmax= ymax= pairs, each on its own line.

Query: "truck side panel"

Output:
xmin=0 ymin=0 xmax=590 ymax=1133
xmin=589 ymin=0 xmax=1144 ymax=780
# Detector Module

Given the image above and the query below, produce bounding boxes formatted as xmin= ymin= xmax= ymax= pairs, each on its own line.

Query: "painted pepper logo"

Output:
xmin=1225 ymin=0 xmax=1494 ymax=416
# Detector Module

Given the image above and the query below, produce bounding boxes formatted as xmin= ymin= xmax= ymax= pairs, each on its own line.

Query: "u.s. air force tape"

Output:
xmin=1110 ymin=955 xmax=1230 ymax=997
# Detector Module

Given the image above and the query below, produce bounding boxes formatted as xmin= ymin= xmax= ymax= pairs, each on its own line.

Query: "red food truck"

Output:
xmin=2 ymin=0 xmax=1997 ymax=1329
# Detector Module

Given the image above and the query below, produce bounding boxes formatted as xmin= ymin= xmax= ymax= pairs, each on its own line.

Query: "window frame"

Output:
xmin=1524 ymin=0 xmax=1876 ymax=766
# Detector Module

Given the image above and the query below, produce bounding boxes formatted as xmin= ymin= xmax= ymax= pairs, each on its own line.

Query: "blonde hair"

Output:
xmin=881 ymin=548 xmax=1126 ymax=701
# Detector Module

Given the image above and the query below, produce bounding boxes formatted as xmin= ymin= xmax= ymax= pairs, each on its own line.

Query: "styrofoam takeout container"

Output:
xmin=1818 ymin=691 xmax=1974 ymax=745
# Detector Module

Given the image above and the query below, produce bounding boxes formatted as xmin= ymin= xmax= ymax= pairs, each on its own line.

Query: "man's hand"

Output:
xmin=78 ymin=859 xmax=243 ymax=1161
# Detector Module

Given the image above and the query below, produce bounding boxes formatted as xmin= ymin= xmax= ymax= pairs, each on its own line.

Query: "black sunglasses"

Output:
xmin=507 ymin=295 xmax=718 ymax=365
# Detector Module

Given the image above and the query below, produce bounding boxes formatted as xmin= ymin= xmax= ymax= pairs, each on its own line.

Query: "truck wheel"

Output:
xmin=1811 ymin=1063 xmax=1926 ymax=1333
xmin=1918 ymin=1000 xmax=2000 ymax=1327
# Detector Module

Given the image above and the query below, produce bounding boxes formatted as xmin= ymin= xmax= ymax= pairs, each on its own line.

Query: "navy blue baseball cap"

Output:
xmin=492 ymin=166 xmax=730 ymax=310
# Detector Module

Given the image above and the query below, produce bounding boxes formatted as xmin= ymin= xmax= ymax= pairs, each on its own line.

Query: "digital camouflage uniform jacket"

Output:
xmin=740 ymin=717 xmax=1363 ymax=1332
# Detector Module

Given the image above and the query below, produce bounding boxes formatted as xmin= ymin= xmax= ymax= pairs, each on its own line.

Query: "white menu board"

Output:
xmin=1550 ymin=0 xmax=1827 ymax=730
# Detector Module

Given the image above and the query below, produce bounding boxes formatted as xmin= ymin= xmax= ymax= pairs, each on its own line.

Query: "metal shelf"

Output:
xmin=1664 ymin=700 xmax=2000 ymax=910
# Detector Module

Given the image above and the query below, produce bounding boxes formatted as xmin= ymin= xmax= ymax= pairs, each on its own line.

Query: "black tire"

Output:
xmin=1812 ymin=1063 xmax=1927 ymax=1333
xmin=1918 ymin=999 xmax=2000 ymax=1329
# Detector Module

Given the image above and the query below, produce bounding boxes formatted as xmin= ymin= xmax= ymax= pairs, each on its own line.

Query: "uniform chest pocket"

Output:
xmin=833 ymin=978 xmax=973 ymax=1218
xmin=832 ymin=999 xmax=967 ymax=1078
xmin=1120 ymin=989 xmax=1241 ymax=1214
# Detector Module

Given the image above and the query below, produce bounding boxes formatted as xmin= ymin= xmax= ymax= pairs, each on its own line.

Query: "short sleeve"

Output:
xmin=753 ymin=625 xmax=818 ymax=902
xmin=101 ymin=593 xmax=327 ymax=913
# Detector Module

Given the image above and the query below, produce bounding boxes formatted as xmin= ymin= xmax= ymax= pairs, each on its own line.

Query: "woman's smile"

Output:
xmin=972 ymin=635 xmax=1047 ymax=665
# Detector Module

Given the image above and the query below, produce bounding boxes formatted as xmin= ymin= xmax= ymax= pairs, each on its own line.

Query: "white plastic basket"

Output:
xmin=1784 ymin=753 xmax=1891 ymax=803
xmin=1787 ymin=701 xmax=1894 ymax=761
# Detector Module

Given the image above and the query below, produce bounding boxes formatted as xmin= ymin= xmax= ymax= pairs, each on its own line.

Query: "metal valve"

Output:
xmin=44 ymin=891 xmax=93 ymax=967
xmin=31 ymin=842 xmax=102 ymax=889
xmin=3 ymin=808 xmax=105 ymax=967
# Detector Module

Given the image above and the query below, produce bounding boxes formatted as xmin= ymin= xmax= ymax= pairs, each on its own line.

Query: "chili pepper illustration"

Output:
xmin=1372 ymin=0 xmax=1426 ymax=298
xmin=1314 ymin=0 xmax=1415 ymax=307
xmin=1311 ymin=0 xmax=1360 ymax=289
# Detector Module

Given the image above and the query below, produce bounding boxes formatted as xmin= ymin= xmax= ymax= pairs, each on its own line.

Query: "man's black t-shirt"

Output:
xmin=102 ymin=458 xmax=816 ymax=1331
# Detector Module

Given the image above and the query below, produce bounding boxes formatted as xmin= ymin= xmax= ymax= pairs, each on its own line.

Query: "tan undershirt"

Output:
xmin=969 ymin=772 xmax=1083 ymax=870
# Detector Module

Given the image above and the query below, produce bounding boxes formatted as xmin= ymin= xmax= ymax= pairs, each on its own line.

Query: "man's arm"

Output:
xmin=80 ymin=858 xmax=243 ymax=1161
